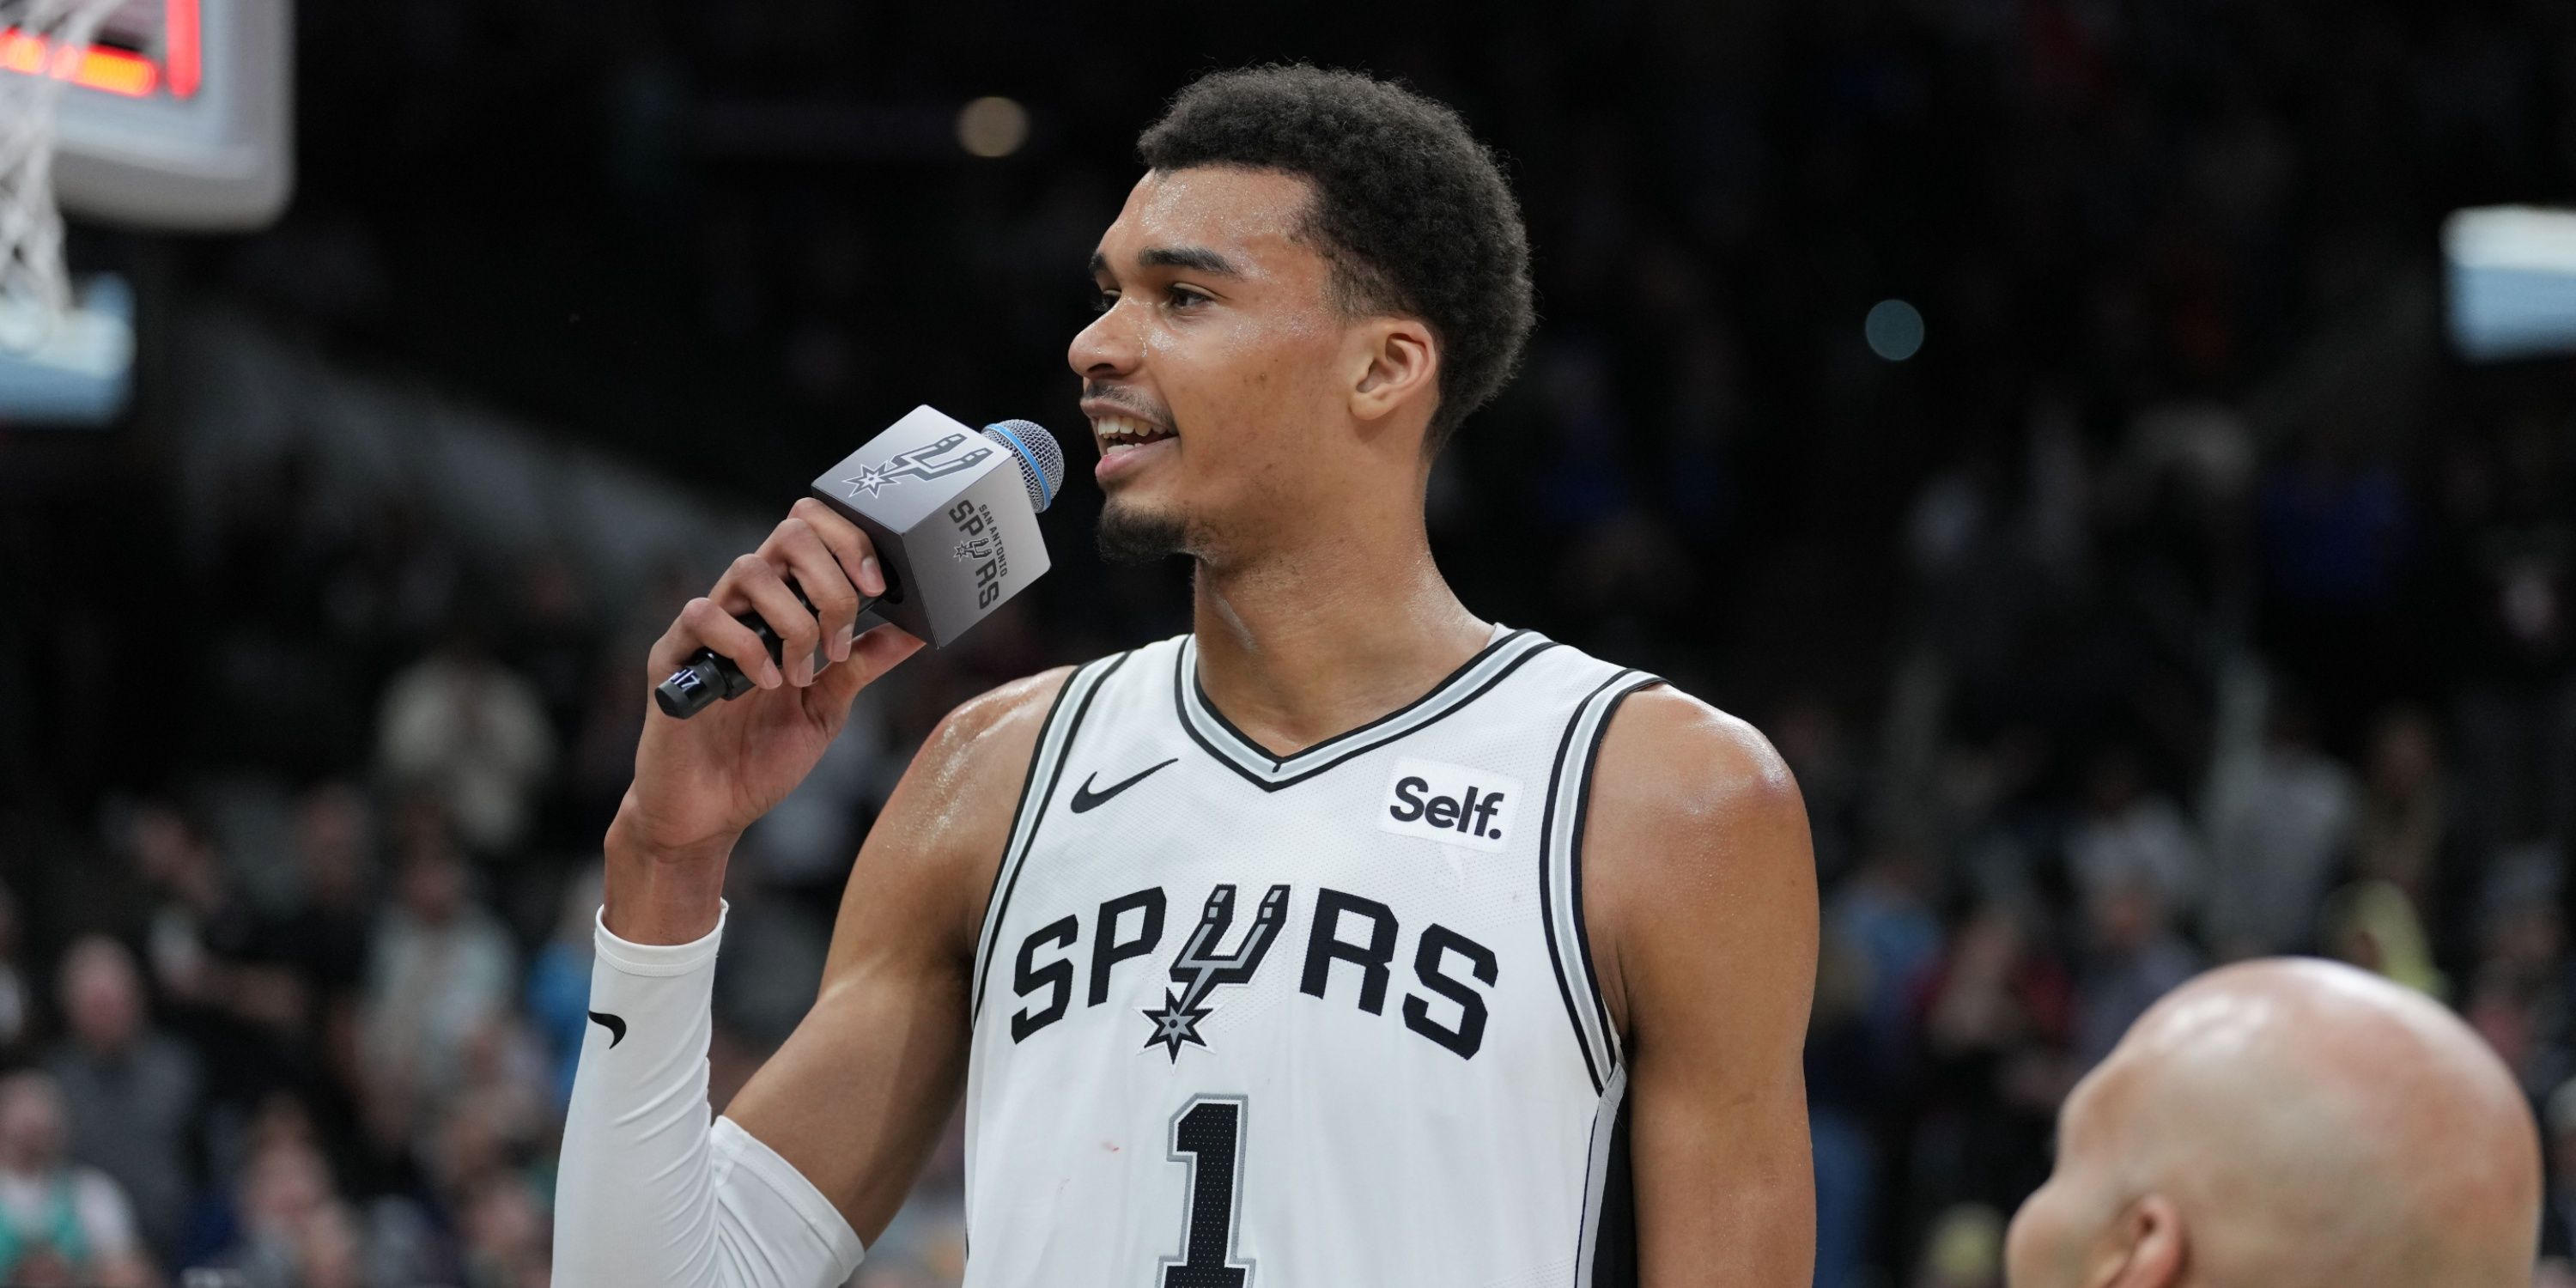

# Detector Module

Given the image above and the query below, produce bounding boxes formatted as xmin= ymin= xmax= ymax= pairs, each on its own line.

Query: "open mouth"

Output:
xmin=1092 ymin=413 xmax=1177 ymax=458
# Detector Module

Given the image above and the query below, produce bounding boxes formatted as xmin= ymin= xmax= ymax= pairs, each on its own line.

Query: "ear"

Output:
xmin=1346 ymin=317 xmax=1439 ymax=429
xmin=2093 ymin=1194 xmax=2187 ymax=1288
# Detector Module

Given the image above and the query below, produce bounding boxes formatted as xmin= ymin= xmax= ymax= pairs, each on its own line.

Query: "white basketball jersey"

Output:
xmin=960 ymin=625 xmax=1662 ymax=1287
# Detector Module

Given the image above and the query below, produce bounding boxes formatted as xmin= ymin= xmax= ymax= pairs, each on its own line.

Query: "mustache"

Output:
xmin=1081 ymin=383 xmax=1173 ymax=428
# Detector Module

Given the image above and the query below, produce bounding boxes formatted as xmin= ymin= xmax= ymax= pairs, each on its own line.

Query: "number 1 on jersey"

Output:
xmin=1162 ymin=1097 xmax=1253 ymax=1287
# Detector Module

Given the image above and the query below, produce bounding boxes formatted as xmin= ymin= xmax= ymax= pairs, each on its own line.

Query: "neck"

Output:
xmin=1189 ymin=510 xmax=1487 ymax=756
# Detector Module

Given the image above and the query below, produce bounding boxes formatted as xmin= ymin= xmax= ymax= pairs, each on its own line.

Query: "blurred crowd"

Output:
xmin=0 ymin=443 xmax=1040 ymax=1286
xmin=7 ymin=0 xmax=2576 ymax=1285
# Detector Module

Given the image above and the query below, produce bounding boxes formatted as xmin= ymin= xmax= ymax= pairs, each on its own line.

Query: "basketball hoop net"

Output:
xmin=0 ymin=0 xmax=124 ymax=354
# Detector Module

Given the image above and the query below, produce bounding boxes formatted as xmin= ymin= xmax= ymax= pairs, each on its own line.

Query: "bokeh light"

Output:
xmin=1866 ymin=299 xmax=1925 ymax=361
xmin=957 ymin=96 xmax=1030 ymax=158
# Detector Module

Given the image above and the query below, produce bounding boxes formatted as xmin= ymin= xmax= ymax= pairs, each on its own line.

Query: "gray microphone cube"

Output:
xmin=807 ymin=405 xmax=1054 ymax=648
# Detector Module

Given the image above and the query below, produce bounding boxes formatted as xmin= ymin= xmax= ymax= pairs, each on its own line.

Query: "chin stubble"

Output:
xmin=1096 ymin=502 xmax=1192 ymax=565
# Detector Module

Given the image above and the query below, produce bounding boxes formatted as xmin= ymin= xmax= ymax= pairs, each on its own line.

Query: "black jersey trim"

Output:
xmin=1538 ymin=670 xmax=1637 ymax=1094
xmin=1191 ymin=627 xmax=1530 ymax=767
xmin=968 ymin=663 xmax=1086 ymax=984
xmin=1570 ymin=676 xmax=1665 ymax=1071
xmin=969 ymin=651 xmax=1131 ymax=1022
xmin=1173 ymin=629 xmax=1559 ymax=793
xmin=1573 ymin=1067 xmax=1637 ymax=1288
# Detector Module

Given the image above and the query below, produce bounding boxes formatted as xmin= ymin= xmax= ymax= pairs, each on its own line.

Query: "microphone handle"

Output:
xmin=653 ymin=580 xmax=881 ymax=720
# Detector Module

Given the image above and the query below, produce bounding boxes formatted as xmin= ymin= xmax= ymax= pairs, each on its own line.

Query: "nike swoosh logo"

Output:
xmin=1070 ymin=758 xmax=1179 ymax=813
xmin=587 ymin=1011 xmax=627 ymax=1048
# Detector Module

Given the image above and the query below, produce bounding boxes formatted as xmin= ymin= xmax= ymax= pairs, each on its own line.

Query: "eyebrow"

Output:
xmin=1089 ymin=246 xmax=1244 ymax=279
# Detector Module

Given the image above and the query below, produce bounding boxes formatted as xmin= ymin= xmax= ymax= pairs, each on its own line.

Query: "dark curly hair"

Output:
xmin=1138 ymin=64 xmax=1534 ymax=452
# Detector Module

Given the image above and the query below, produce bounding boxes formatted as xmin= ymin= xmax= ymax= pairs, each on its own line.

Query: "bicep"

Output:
xmin=1627 ymin=986 xmax=1816 ymax=1288
xmin=723 ymin=927 xmax=973 ymax=1247
xmin=725 ymin=667 xmax=1071 ymax=1244
xmin=1590 ymin=692 xmax=1820 ymax=1286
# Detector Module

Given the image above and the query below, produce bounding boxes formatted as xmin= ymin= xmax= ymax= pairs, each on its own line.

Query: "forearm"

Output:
xmin=604 ymin=803 xmax=732 ymax=945
xmin=553 ymin=906 xmax=864 ymax=1288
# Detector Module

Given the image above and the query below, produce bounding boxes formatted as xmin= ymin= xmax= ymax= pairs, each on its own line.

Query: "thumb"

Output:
xmin=806 ymin=623 xmax=926 ymax=717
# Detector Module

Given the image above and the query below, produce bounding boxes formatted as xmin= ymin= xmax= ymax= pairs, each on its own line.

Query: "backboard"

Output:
xmin=2446 ymin=205 xmax=2576 ymax=362
xmin=0 ymin=0 xmax=286 ymax=425
xmin=1 ymin=0 xmax=292 ymax=229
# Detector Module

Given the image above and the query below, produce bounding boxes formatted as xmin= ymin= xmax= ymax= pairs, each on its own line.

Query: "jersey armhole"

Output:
xmin=966 ymin=652 xmax=1133 ymax=1022
xmin=1536 ymin=670 xmax=1665 ymax=1093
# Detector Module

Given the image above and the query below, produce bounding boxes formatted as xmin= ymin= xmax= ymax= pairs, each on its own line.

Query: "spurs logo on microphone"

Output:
xmin=1141 ymin=884 xmax=1291 ymax=1061
xmin=948 ymin=500 xmax=1011 ymax=607
xmin=843 ymin=433 xmax=994 ymax=498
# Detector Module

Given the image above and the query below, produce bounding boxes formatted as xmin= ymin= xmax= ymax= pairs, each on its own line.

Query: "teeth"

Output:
xmin=1092 ymin=414 xmax=1175 ymax=447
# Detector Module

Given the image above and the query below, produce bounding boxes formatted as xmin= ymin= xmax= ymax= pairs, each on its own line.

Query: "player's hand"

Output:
xmin=617 ymin=498 xmax=924 ymax=863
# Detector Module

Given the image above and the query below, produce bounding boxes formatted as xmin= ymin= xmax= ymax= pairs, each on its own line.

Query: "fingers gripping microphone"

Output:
xmin=654 ymin=407 xmax=1066 ymax=719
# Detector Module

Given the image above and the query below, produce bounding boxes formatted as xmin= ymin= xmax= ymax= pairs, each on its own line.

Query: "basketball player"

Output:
xmin=556 ymin=66 xmax=1818 ymax=1287
xmin=2006 ymin=957 xmax=2541 ymax=1288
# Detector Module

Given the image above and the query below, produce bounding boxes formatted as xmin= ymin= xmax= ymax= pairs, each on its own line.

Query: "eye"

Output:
xmin=1090 ymin=289 xmax=1119 ymax=314
xmin=1166 ymin=285 xmax=1212 ymax=310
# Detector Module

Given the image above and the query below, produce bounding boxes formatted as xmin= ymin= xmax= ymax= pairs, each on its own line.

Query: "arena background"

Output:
xmin=3 ymin=1 xmax=2576 ymax=1285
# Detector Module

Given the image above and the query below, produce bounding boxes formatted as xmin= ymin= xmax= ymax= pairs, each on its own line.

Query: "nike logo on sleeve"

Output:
xmin=587 ymin=1011 xmax=628 ymax=1048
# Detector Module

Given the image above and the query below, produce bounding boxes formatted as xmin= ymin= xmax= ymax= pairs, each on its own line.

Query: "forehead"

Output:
xmin=1095 ymin=167 xmax=1321 ymax=273
xmin=2056 ymin=1056 xmax=2128 ymax=1157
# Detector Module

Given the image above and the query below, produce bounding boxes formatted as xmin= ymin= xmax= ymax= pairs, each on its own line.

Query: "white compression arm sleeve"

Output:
xmin=553 ymin=905 xmax=866 ymax=1288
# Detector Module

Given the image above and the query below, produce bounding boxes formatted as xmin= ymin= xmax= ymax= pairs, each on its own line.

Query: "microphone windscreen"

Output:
xmin=980 ymin=420 xmax=1066 ymax=513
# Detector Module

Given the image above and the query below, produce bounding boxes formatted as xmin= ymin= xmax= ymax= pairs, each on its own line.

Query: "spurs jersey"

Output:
xmin=961 ymin=625 xmax=1662 ymax=1287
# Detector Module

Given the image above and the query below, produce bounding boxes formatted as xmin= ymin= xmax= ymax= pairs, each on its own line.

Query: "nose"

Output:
xmin=1069 ymin=301 xmax=1138 ymax=384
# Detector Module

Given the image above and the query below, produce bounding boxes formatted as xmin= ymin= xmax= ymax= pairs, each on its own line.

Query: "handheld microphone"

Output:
xmin=654 ymin=406 xmax=1066 ymax=720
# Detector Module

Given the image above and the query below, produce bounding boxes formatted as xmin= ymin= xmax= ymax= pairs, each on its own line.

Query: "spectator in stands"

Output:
xmin=289 ymin=1201 xmax=371 ymax=1288
xmin=1913 ymin=896 xmax=2074 ymax=1217
xmin=1915 ymin=1203 xmax=2006 ymax=1288
xmin=215 ymin=1134 xmax=345 ymax=1288
xmin=2202 ymin=693 xmax=2358 ymax=958
xmin=458 ymin=1171 xmax=551 ymax=1288
xmin=44 ymin=935 xmax=201 ymax=1263
xmin=0 ymin=1072 xmax=152 ymax=1288
xmin=129 ymin=804 xmax=238 ymax=1007
xmin=2067 ymin=749 xmax=2203 ymax=921
xmin=2072 ymin=873 xmax=2201 ymax=1067
xmin=358 ymin=832 xmax=516 ymax=1140
xmin=376 ymin=616 xmax=558 ymax=859
xmin=2462 ymin=854 xmax=2575 ymax=1101
xmin=279 ymin=782 xmax=379 ymax=1093
xmin=1808 ymin=933 xmax=1881 ymax=1288
xmin=2321 ymin=878 xmax=2446 ymax=998
xmin=1827 ymin=844 xmax=1944 ymax=1060
xmin=2352 ymin=708 xmax=2467 ymax=957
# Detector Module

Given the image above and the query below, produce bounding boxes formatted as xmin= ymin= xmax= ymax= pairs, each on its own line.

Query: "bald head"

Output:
xmin=2006 ymin=957 xmax=2540 ymax=1288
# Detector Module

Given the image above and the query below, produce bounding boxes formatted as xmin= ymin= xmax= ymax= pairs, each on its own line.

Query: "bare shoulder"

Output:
xmin=823 ymin=665 xmax=1078 ymax=970
xmin=1590 ymin=685 xmax=1806 ymax=843
xmin=920 ymin=665 xmax=1080 ymax=787
xmin=1583 ymin=685 xmax=1817 ymax=1036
